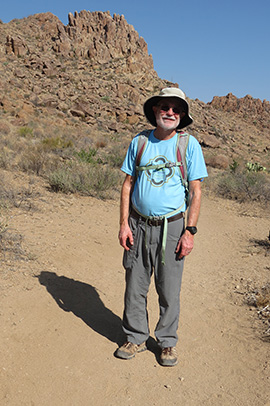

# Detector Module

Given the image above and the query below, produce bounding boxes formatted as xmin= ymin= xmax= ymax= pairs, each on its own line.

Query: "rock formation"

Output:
xmin=209 ymin=93 xmax=270 ymax=129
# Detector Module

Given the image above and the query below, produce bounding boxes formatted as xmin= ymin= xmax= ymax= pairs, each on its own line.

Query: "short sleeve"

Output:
xmin=121 ymin=136 xmax=139 ymax=177
xmin=186 ymin=136 xmax=208 ymax=181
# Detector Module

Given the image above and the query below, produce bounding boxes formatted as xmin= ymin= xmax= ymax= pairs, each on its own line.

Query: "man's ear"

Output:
xmin=180 ymin=111 xmax=186 ymax=119
xmin=152 ymin=105 xmax=158 ymax=115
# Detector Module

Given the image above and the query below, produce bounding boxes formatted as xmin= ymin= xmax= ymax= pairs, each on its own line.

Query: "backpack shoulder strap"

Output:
xmin=176 ymin=131 xmax=190 ymax=184
xmin=176 ymin=131 xmax=190 ymax=206
xmin=136 ymin=129 xmax=152 ymax=167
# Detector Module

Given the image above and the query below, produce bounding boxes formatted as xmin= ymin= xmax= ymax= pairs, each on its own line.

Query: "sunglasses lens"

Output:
xmin=159 ymin=105 xmax=180 ymax=114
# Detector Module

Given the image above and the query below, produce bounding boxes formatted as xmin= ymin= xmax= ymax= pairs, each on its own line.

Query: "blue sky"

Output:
xmin=2 ymin=0 xmax=270 ymax=102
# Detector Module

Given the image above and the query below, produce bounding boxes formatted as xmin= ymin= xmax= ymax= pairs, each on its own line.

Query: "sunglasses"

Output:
xmin=158 ymin=104 xmax=181 ymax=115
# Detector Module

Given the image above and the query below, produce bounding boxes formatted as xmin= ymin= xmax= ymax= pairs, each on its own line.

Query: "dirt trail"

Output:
xmin=0 ymin=187 xmax=269 ymax=406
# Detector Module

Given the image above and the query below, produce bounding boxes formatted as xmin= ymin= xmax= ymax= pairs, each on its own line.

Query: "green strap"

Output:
xmin=162 ymin=217 xmax=168 ymax=265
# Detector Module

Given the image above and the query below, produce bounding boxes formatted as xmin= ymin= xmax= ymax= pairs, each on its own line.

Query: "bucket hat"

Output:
xmin=143 ymin=87 xmax=193 ymax=130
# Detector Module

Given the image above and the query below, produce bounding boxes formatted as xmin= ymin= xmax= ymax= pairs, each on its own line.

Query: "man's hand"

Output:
xmin=118 ymin=223 xmax=134 ymax=251
xmin=175 ymin=230 xmax=194 ymax=259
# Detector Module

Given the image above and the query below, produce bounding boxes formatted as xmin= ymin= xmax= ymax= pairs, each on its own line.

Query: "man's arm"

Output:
xmin=118 ymin=174 xmax=134 ymax=250
xmin=176 ymin=179 xmax=202 ymax=259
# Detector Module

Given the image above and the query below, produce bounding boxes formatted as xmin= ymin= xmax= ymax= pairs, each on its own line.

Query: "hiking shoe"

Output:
xmin=115 ymin=341 xmax=147 ymax=360
xmin=160 ymin=347 xmax=178 ymax=367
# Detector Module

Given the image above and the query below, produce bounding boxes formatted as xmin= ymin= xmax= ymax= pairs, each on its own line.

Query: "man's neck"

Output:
xmin=154 ymin=127 xmax=177 ymax=140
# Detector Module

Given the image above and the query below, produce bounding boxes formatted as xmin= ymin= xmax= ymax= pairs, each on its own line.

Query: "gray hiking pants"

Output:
xmin=122 ymin=213 xmax=185 ymax=348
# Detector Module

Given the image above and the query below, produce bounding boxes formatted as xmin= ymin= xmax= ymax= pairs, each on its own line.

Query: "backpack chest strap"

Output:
xmin=136 ymin=161 xmax=183 ymax=172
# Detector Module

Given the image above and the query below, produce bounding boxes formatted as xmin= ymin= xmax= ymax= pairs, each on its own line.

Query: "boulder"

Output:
xmin=206 ymin=155 xmax=230 ymax=169
xmin=200 ymin=134 xmax=221 ymax=148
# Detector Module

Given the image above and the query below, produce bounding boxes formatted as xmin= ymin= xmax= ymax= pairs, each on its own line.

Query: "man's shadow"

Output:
xmin=37 ymin=271 xmax=125 ymax=346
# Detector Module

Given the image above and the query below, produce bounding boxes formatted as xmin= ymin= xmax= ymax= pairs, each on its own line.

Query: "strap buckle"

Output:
xmin=165 ymin=162 xmax=175 ymax=168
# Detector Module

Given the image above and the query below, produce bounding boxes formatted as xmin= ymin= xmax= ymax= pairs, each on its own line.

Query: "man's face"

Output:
xmin=153 ymin=99 xmax=184 ymax=131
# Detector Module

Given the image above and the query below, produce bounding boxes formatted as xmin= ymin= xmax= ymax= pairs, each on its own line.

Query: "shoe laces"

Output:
xmin=123 ymin=341 xmax=137 ymax=350
xmin=162 ymin=347 xmax=176 ymax=356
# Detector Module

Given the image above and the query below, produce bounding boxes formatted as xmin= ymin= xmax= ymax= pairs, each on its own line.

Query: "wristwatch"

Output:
xmin=186 ymin=226 xmax=197 ymax=235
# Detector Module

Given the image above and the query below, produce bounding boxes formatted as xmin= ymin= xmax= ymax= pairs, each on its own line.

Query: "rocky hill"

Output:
xmin=0 ymin=10 xmax=269 ymax=171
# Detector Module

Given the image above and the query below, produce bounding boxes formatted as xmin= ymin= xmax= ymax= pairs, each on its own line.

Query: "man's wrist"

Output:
xmin=120 ymin=219 xmax=129 ymax=227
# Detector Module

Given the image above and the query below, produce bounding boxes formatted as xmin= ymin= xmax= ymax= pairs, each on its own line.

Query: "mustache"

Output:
xmin=162 ymin=115 xmax=176 ymax=121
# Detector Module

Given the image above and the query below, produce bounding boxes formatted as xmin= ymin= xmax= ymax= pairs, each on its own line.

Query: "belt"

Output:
xmin=130 ymin=208 xmax=184 ymax=226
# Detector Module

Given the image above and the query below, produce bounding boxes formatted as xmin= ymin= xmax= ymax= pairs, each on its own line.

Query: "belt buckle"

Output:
xmin=149 ymin=216 xmax=161 ymax=226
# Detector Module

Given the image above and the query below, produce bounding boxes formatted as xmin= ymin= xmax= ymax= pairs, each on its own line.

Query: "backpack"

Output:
xmin=135 ymin=129 xmax=190 ymax=207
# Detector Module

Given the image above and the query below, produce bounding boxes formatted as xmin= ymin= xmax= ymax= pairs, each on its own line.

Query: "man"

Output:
xmin=116 ymin=87 xmax=208 ymax=366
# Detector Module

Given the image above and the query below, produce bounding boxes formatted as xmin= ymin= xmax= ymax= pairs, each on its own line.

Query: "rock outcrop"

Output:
xmin=4 ymin=11 xmax=153 ymax=72
xmin=53 ymin=10 xmax=153 ymax=71
xmin=209 ymin=93 xmax=270 ymax=129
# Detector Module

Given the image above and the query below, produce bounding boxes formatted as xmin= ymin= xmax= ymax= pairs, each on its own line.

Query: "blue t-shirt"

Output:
xmin=121 ymin=130 xmax=208 ymax=216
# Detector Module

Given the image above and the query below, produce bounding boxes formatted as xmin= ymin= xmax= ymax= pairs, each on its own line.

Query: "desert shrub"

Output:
xmin=0 ymin=226 xmax=30 ymax=262
xmin=106 ymin=145 xmax=126 ymax=168
xmin=18 ymin=126 xmax=33 ymax=137
xmin=101 ymin=95 xmax=110 ymax=102
xmin=229 ymin=159 xmax=239 ymax=173
xmin=42 ymin=137 xmax=73 ymax=150
xmin=0 ymin=177 xmax=34 ymax=210
xmin=48 ymin=162 xmax=120 ymax=199
xmin=0 ymin=148 xmax=11 ymax=169
xmin=48 ymin=168 xmax=76 ymax=194
xmin=216 ymin=168 xmax=270 ymax=204
xmin=245 ymin=282 xmax=270 ymax=341
xmin=95 ymin=140 xmax=107 ymax=149
xmin=18 ymin=146 xmax=47 ymax=175
xmin=18 ymin=145 xmax=59 ymax=176
xmin=0 ymin=122 xmax=10 ymax=135
xmin=75 ymin=147 xmax=97 ymax=164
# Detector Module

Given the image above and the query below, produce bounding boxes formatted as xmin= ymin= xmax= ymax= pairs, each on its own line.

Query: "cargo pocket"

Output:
xmin=123 ymin=216 xmax=140 ymax=270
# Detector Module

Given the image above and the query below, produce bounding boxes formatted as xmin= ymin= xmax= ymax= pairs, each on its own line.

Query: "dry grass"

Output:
xmin=245 ymin=282 xmax=270 ymax=341
xmin=48 ymin=161 xmax=121 ymax=199
xmin=205 ymin=166 xmax=270 ymax=206
xmin=0 ymin=177 xmax=35 ymax=210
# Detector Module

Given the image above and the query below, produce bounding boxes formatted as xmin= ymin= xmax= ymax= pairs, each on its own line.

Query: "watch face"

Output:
xmin=186 ymin=226 xmax=197 ymax=235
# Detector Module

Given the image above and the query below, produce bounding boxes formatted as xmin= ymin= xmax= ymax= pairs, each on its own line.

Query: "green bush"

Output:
xmin=75 ymin=147 xmax=97 ymax=164
xmin=101 ymin=95 xmax=110 ymax=102
xmin=42 ymin=137 xmax=73 ymax=150
xmin=229 ymin=159 xmax=239 ymax=173
xmin=18 ymin=126 xmax=33 ymax=137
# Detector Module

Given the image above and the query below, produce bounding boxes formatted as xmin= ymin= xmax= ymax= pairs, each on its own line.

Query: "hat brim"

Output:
xmin=143 ymin=95 xmax=193 ymax=130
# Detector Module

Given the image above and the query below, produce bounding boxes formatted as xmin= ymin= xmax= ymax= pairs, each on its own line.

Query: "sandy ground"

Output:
xmin=0 ymin=179 xmax=269 ymax=406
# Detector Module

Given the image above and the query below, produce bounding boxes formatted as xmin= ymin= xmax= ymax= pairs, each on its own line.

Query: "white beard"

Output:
xmin=156 ymin=114 xmax=180 ymax=131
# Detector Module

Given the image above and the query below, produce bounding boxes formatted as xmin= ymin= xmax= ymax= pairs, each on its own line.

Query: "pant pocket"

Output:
xmin=123 ymin=216 xmax=140 ymax=270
